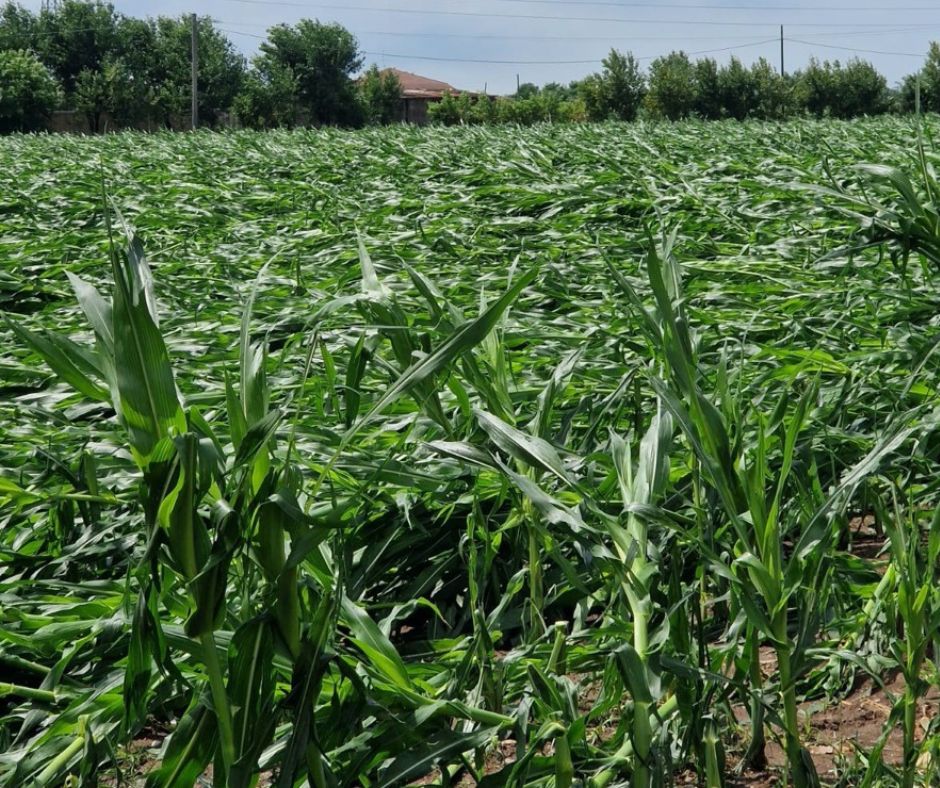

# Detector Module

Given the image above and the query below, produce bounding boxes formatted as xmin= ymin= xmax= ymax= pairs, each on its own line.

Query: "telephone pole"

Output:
xmin=191 ymin=13 xmax=199 ymax=130
xmin=780 ymin=25 xmax=785 ymax=77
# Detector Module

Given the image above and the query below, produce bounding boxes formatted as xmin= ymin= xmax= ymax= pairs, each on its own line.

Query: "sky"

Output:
xmin=21 ymin=0 xmax=940 ymax=94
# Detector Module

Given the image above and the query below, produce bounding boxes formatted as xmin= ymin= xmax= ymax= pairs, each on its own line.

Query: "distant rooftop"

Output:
xmin=381 ymin=68 xmax=461 ymax=99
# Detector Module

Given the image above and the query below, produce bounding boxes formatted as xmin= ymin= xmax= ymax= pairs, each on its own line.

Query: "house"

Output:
xmin=381 ymin=68 xmax=464 ymax=125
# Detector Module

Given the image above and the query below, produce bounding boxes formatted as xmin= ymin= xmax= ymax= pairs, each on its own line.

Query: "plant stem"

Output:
xmin=902 ymin=686 xmax=916 ymax=788
xmin=743 ymin=627 xmax=767 ymax=769
xmin=0 ymin=682 xmax=57 ymax=703
xmin=774 ymin=638 xmax=808 ymax=788
xmin=200 ymin=631 xmax=236 ymax=774
xmin=589 ymin=694 xmax=680 ymax=788
xmin=35 ymin=729 xmax=86 ymax=785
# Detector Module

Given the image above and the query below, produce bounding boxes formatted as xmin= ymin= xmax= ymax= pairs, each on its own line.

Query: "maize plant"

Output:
xmin=2 ymin=118 xmax=940 ymax=786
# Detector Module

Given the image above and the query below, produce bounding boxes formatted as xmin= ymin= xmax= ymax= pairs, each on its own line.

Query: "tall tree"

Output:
xmin=0 ymin=1 xmax=36 ymax=51
xmin=579 ymin=49 xmax=645 ymax=121
xmin=33 ymin=0 xmax=119 ymax=93
xmin=151 ymin=16 xmax=244 ymax=127
xmin=645 ymin=51 xmax=697 ymax=120
xmin=233 ymin=62 xmax=299 ymax=129
xmin=693 ymin=58 xmax=722 ymax=119
xmin=256 ymin=20 xmax=362 ymax=126
xmin=719 ymin=57 xmax=758 ymax=120
xmin=749 ymin=58 xmax=794 ymax=120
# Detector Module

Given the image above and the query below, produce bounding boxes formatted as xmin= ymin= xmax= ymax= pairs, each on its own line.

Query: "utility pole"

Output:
xmin=191 ymin=13 xmax=199 ymax=130
xmin=780 ymin=25 xmax=785 ymax=77
xmin=516 ymin=73 xmax=520 ymax=94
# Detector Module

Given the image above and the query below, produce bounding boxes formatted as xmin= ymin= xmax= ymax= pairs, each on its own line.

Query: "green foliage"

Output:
xmin=430 ymin=86 xmax=583 ymax=126
xmin=0 ymin=48 xmax=59 ymax=132
xmin=149 ymin=15 xmax=245 ymax=127
xmin=580 ymin=49 xmax=646 ymax=121
xmin=257 ymin=19 xmax=362 ymax=127
xmin=4 ymin=119 xmax=940 ymax=786
xmin=795 ymin=57 xmax=888 ymax=119
xmin=693 ymin=57 xmax=722 ymax=120
xmin=427 ymin=91 xmax=461 ymax=125
xmin=718 ymin=56 xmax=759 ymax=120
xmin=74 ymin=57 xmax=138 ymax=131
xmin=645 ymin=50 xmax=697 ymax=120
xmin=750 ymin=57 xmax=795 ymax=120
xmin=233 ymin=62 xmax=298 ymax=130
xmin=358 ymin=64 xmax=401 ymax=126
xmin=32 ymin=0 xmax=121 ymax=93
xmin=916 ymin=41 xmax=940 ymax=112
xmin=0 ymin=0 xmax=34 ymax=50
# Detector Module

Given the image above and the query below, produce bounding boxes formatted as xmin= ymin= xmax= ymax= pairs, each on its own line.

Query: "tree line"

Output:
xmin=0 ymin=0 xmax=400 ymax=132
xmin=432 ymin=48 xmax=940 ymax=125
xmin=2 ymin=0 xmax=940 ymax=133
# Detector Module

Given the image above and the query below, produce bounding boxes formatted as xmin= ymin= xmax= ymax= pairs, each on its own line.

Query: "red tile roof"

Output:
xmin=381 ymin=68 xmax=461 ymax=99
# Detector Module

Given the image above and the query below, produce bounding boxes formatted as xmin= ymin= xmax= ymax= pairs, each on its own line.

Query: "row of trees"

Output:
xmin=3 ymin=0 xmax=940 ymax=132
xmin=432 ymin=47 xmax=940 ymax=126
xmin=0 ymin=0 xmax=398 ymax=132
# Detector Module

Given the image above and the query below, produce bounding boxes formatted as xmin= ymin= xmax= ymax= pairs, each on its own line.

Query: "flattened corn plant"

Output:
xmin=2 ymin=118 xmax=940 ymax=786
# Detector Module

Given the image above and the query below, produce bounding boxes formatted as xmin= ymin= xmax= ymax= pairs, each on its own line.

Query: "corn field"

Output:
xmin=2 ymin=118 xmax=940 ymax=787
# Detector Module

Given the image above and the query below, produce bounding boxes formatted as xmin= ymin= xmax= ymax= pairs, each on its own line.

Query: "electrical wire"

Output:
xmin=219 ymin=0 xmax=925 ymax=29
xmin=786 ymin=37 xmax=925 ymax=56
xmin=221 ymin=28 xmax=780 ymax=63
xmin=365 ymin=38 xmax=779 ymax=64
xmin=213 ymin=20 xmax=930 ymax=42
xmin=489 ymin=0 xmax=940 ymax=11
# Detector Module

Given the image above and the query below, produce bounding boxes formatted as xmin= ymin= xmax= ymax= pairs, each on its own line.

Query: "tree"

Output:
xmin=602 ymin=49 xmax=645 ymax=121
xmin=900 ymin=43 xmax=940 ymax=113
xmin=718 ymin=57 xmax=759 ymax=120
xmin=516 ymin=81 xmax=539 ymax=100
xmin=33 ymin=0 xmax=119 ymax=93
xmin=693 ymin=58 xmax=722 ymax=119
xmin=579 ymin=49 xmax=645 ymax=121
xmin=257 ymin=20 xmax=362 ymax=126
xmin=75 ymin=57 xmax=136 ymax=131
xmin=750 ymin=58 xmax=794 ymax=120
xmin=233 ymin=63 xmax=299 ymax=129
xmin=0 ymin=1 xmax=36 ymax=51
xmin=645 ymin=51 xmax=696 ymax=120
xmin=794 ymin=58 xmax=838 ymax=117
xmin=795 ymin=57 xmax=887 ymax=119
xmin=150 ymin=16 xmax=244 ymax=127
xmin=920 ymin=42 xmax=940 ymax=112
xmin=0 ymin=48 xmax=60 ymax=132
xmin=837 ymin=58 xmax=888 ymax=117
xmin=359 ymin=65 xmax=401 ymax=125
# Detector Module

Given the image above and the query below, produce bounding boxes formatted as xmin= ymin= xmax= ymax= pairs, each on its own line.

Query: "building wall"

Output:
xmin=403 ymin=98 xmax=435 ymax=125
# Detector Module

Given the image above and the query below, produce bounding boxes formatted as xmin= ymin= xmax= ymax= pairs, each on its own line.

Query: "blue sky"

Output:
xmin=21 ymin=0 xmax=938 ymax=94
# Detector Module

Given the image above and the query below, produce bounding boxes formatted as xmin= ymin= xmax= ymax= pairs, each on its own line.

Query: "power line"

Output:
xmin=786 ymin=37 xmax=924 ymax=56
xmin=214 ymin=20 xmax=930 ymax=41
xmin=219 ymin=0 xmax=924 ymax=28
xmin=637 ymin=38 xmax=780 ymax=61
xmin=219 ymin=33 xmax=780 ymax=64
xmin=491 ymin=0 xmax=940 ymax=10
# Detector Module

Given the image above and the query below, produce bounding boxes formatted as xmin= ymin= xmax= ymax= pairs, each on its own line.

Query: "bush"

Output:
xmin=0 ymin=49 xmax=60 ymax=132
xmin=428 ymin=92 xmax=461 ymax=125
